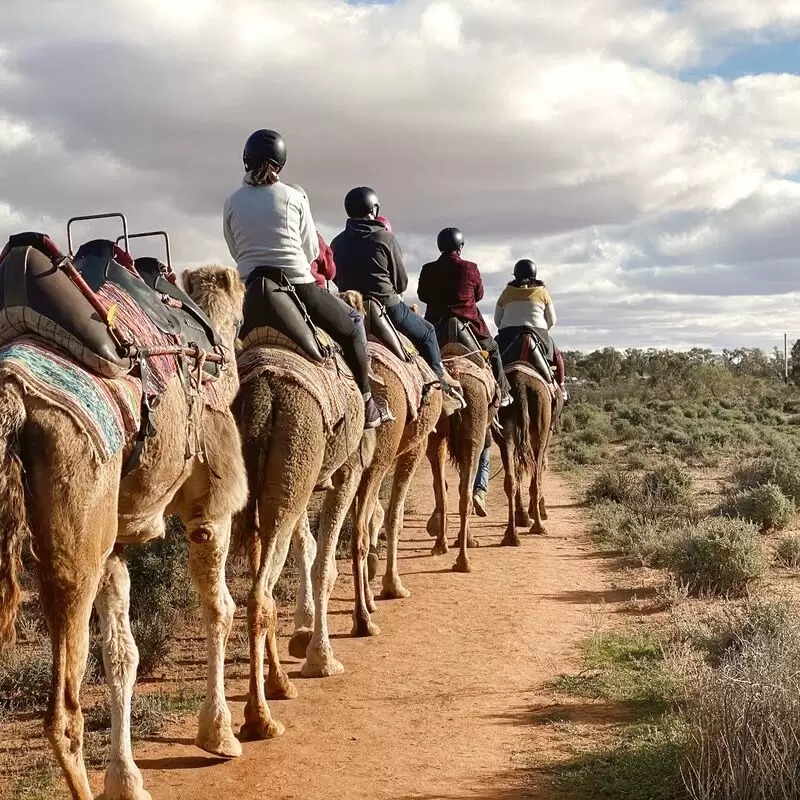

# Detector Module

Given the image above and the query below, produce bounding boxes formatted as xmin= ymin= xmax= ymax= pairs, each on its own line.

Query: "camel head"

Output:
xmin=182 ymin=265 xmax=245 ymax=349
xmin=337 ymin=290 xmax=365 ymax=317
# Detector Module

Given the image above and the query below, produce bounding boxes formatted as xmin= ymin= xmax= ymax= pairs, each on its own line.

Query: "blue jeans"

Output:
xmin=473 ymin=443 xmax=490 ymax=493
xmin=385 ymin=301 xmax=444 ymax=377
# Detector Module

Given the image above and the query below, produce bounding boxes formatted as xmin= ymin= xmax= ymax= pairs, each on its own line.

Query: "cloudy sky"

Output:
xmin=1 ymin=0 xmax=799 ymax=351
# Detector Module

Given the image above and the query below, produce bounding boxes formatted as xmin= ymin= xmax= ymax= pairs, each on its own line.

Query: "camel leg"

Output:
xmin=303 ymin=457 xmax=362 ymax=677
xmin=452 ymin=440 xmax=477 ymax=573
xmin=515 ymin=473 xmax=533 ymax=528
xmin=497 ymin=428 xmax=521 ymax=547
xmin=95 ymin=548 xmax=152 ymax=800
xmin=288 ymin=512 xmax=316 ymax=660
xmin=529 ymin=441 xmax=549 ymax=537
xmin=535 ymin=427 xmax=552 ymax=522
xmin=427 ymin=430 xmax=449 ymax=556
xmin=352 ymin=481 xmax=382 ymax=637
xmin=381 ymin=444 xmax=428 ymax=599
xmin=184 ymin=515 xmax=242 ymax=757
xmin=366 ymin=500 xmax=384 ymax=581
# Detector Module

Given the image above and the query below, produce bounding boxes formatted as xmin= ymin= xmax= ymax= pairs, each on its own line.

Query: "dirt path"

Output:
xmin=133 ymin=462 xmax=613 ymax=800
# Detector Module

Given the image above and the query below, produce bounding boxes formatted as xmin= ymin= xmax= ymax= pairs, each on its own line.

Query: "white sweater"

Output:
xmin=223 ymin=179 xmax=319 ymax=284
xmin=494 ymin=284 xmax=557 ymax=330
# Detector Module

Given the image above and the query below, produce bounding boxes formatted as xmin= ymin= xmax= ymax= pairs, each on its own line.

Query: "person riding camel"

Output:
xmin=494 ymin=258 xmax=566 ymax=391
xmin=223 ymin=129 xmax=383 ymax=428
xmin=331 ymin=187 xmax=466 ymax=413
xmin=418 ymin=227 xmax=513 ymax=408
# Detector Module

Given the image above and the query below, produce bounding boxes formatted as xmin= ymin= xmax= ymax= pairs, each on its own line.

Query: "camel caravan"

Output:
xmin=0 ymin=130 xmax=566 ymax=800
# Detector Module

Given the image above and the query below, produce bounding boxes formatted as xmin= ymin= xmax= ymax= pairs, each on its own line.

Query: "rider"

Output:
xmin=223 ymin=130 xmax=382 ymax=428
xmin=494 ymin=258 xmax=566 ymax=391
xmin=331 ymin=187 xmax=465 ymax=412
xmin=418 ymin=227 xmax=513 ymax=408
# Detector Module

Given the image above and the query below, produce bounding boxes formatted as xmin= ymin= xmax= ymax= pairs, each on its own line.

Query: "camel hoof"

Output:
xmin=365 ymin=592 xmax=378 ymax=613
xmin=538 ymin=507 xmax=549 ymax=521
xmin=516 ymin=513 xmax=533 ymax=528
xmin=380 ymin=582 xmax=411 ymax=600
xmin=301 ymin=653 xmax=344 ymax=678
xmin=265 ymin=677 xmax=298 ymax=700
xmin=351 ymin=618 xmax=381 ymax=637
xmin=367 ymin=550 xmax=380 ymax=582
xmin=530 ymin=524 xmax=549 ymax=536
xmin=100 ymin=761 xmax=151 ymax=800
xmin=501 ymin=531 xmax=522 ymax=547
xmin=195 ymin=727 xmax=242 ymax=759
xmin=288 ymin=628 xmax=313 ymax=660
xmin=99 ymin=790 xmax=152 ymax=800
xmin=467 ymin=536 xmax=480 ymax=549
xmin=240 ymin=717 xmax=285 ymax=741
xmin=431 ymin=540 xmax=449 ymax=556
xmin=426 ymin=514 xmax=440 ymax=537
xmin=452 ymin=556 xmax=472 ymax=573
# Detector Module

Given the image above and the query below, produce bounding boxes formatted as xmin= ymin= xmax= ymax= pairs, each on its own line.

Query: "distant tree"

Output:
xmin=790 ymin=339 xmax=800 ymax=384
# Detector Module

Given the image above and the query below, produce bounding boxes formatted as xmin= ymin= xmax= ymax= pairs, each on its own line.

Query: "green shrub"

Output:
xmin=716 ymin=483 xmax=795 ymax=532
xmin=560 ymin=440 xmax=603 ymax=466
xmin=666 ymin=518 xmax=767 ymax=597
xmin=775 ymin=535 xmax=800 ymax=568
xmin=0 ymin=644 xmax=51 ymax=719
xmin=586 ymin=469 xmax=638 ymax=506
xmin=642 ymin=463 xmax=693 ymax=506
xmin=732 ymin=456 xmax=800 ymax=503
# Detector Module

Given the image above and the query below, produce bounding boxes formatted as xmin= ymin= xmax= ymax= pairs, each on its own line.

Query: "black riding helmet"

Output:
xmin=513 ymin=258 xmax=537 ymax=283
xmin=243 ymin=129 xmax=287 ymax=172
xmin=437 ymin=227 xmax=464 ymax=253
xmin=345 ymin=186 xmax=380 ymax=219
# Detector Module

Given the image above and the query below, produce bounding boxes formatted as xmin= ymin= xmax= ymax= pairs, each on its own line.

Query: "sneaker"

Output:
xmin=374 ymin=394 xmax=396 ymax=424
xmin=440 ymin=383 xmax=467 ymax=416
xmin=500 ymin=391 xmax=513 ymax=407
xmin=364 ymin=396 xmax=382 ymax=429
xmin=473 ymin=490 xmax=488 ymax=517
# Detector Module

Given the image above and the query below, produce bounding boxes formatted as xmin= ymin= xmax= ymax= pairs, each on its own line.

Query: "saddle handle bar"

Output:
xmin=115 ymin=231 xmax=172 ymax=270
xmin=67 ymin=212 xmax=129 ymax=257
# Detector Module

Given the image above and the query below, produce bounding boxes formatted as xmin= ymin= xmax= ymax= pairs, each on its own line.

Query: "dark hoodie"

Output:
xmin=330 ymin=219 xmax=408 ymax=307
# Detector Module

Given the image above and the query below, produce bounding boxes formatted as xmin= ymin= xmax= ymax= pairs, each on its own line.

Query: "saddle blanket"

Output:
xmin=505 ymin=360 xmax=557 ymax=399
xmin=367 ymin=338 xmax=438 ymax=421
xmin=237 ymin=342 xmax=355 ymax=433
xmin=441 ymin=343 xmax=498 ymax=407
xmin=0 ymin=336 xmax=141 ymax=463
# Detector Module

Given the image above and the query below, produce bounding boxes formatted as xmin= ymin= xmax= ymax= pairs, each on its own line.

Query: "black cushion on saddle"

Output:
xmin=75 ymin=240 xmax=221 ymax=379
xmin=433 ymin=315 xmax=481 ymax=352
xmin=363 ymin=297 xmax=409 ymax=362
xmin=241 ymin=272 xmax=328 ymax=363
xmin=133 ymin=257 xmax=223 ymax=351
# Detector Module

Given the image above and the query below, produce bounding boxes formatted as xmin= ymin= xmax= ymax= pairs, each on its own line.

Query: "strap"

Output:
xmin=121 ymin=358 xmax=159 ymax=478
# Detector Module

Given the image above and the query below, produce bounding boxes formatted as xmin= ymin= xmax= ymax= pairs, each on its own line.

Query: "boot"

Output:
xmin=364 ymin=394 xmax=382 ymax=429
xmin=473 ymin=489 xmax=488 ymax=518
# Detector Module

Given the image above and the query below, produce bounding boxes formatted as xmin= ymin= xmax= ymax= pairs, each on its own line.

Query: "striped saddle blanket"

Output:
xmin=441 ymin=343 xmax=499 ymax=407
xmin=367 ymin=338 xmax=438 ymax=421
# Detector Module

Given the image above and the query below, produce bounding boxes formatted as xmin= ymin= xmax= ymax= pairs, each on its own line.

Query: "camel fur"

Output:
xmin=0 ymin=263 xmax=247 ymax=800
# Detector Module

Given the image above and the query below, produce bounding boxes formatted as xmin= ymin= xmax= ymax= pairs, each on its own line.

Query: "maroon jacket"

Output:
xmin=311 ymin=233 xmax=336 ymax=287
xmin=417 ymin=252 xmax=490 ymax=338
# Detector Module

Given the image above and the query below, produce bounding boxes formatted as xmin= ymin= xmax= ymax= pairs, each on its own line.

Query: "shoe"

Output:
xmin=500 ymin=392 xmax=513 ymax=407
xmin=364 ymin=396 xmax=382 ymax=429
xmin=374 ymin=394 xmax=396 ymax=424
xmin=440 ymin=384 xmax=467 ymax=416
xmin=473 ymin=490 xmax=488 ymax=517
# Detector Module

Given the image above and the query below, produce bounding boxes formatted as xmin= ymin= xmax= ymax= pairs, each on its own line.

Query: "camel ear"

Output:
xmin=217 ymin=268 xmax=242 ymax=295
xmin=182 ymin=269 xmax=198 ymax=296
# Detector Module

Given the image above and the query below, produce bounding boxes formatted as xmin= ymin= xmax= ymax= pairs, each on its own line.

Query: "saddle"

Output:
xmin=240 ymin=270 xmax=333 ymax=361
xmin=499 ymin=328 xmax=555 ymax=385
xmin=0 ymin=233 xmax=224 ymax=381
xmin=362 ymin=297 xmax=413 ymax=362
xmin=433 ymin=315 xmax=487 ymax=369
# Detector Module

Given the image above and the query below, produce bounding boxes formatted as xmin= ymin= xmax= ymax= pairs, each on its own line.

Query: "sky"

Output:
xmin=1 ymin=0 xmax=799 ymax=352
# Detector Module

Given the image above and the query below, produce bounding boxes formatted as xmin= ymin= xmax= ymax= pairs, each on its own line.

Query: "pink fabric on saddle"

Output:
xmin=367 ymin=340 xmax=437 ymax=421
xmin=441 ymin=344 xmax=498 ymax=407
xmin=505 ymin=360 xmax=557 ymax=399
xmin=237 ymin=343 xmax=355 ymax=433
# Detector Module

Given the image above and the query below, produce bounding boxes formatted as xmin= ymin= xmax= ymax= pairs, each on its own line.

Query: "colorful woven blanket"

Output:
xmin=367 ymin=338 xmax=438 ymax=421
xmin=505 ymin=361 xmax=557 ymax=398
xmin=0 ymin=336 xmax=141 ymax=462
xmin=441 ymin=343 xmax=498 ymax=407
xmin=237 ymin=343 xmax=355 ymax=433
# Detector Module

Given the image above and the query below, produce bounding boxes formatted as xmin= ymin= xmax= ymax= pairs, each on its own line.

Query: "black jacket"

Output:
xmin=331 ymin=219 xmax=408 ymax=307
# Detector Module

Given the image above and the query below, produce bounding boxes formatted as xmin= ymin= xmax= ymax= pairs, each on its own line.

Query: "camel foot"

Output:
xmin=516 ymin=512 xmax=533 ymax=528
xmin=452 ymin=536 xmax=480 ymax=550
xmin=240 ymin=715 xmax=285 ymax=742
xmin=452 ymin=554 xmax=472 ymax=573
xmin=426 ymin=514 xmax=440 ymax=538
xmin=537 ymin=505 xmax=549 ymax=521
xmin=301 ymin=648 xmax=344 ymax=678
xmin=365 ymin=588 xmax=378 ymax=613
xmin=380 ymin=580 xmax=411 ymax=600
xmin=265 ymin=673 xmax=298 ymax=700
xmin=431 ymin=539 xmax=449 ymax=556
xmin=367 ymin=548 xmax=380 ymax=582
xmin=101 ymin=760 xmax=151 ymax=800
xmin=501 ymin=529 xmax=522 ymax=547
xmin=530 ymin=523 xmax=549 ymax=536
xmin=195 ymin=701 xmax=242 ymax=758
xmin=288 ymin=628 xmax=313 ymax=660
xmin=351 ymin=616 xmax=381 ymax=637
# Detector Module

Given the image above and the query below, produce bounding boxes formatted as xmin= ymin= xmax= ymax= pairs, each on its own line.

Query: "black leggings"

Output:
xmin=292 ymin=281 xmax=370 ymax=395
xmin=477 ymin=334 xmax=511 ymax=395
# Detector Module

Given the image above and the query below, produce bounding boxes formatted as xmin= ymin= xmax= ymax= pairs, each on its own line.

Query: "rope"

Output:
xmin=441 ymin=348 xmax=484 ymax=363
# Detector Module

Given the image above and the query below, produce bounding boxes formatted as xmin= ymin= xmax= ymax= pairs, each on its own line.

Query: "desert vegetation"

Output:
xmin=546 ymin=346 xmax=800 ymax=800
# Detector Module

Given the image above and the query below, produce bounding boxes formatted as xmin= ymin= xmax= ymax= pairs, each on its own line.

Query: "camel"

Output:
xmin=338 ymin=292 xmax=443 ymax=636
xmin=494 ymin=366 xmax=560 ymax=544
xmin=0 ymin=260 xmax=246 ymax=800
xmin=426 ymin=344 xmax=497 ymax=573
xmin=232 ymin=329 xmax=374 ymax=742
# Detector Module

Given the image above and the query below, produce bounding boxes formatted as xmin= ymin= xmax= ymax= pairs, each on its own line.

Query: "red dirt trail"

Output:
xmin=132 ymin=463 xmax=613 ymax=800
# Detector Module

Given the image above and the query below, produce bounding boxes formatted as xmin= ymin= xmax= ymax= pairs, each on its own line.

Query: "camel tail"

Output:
xmin=231 ymin=376 xmax=273 ymax=555
xmin=0 ymin=385 xmax=28 ymax=646
xmin=510 ymin=375 xmax=536 ymax=477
